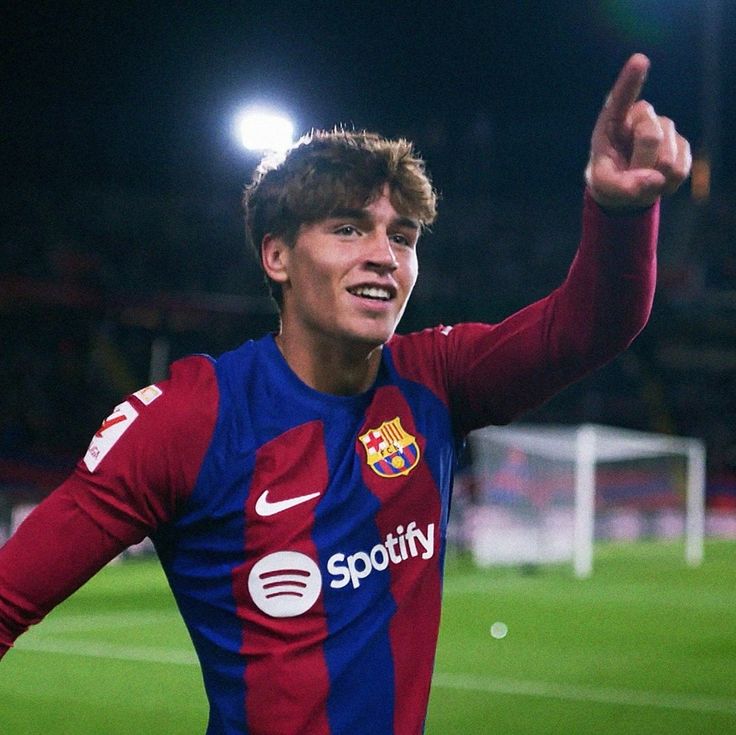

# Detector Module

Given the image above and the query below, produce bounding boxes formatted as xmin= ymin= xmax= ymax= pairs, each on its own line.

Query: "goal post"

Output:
xmin=464 ymin=423 xmax=706 ymax=578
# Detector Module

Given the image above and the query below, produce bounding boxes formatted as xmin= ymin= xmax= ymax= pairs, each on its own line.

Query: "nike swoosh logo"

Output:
xmin=255 ymin=489 xmax=322 ymax=517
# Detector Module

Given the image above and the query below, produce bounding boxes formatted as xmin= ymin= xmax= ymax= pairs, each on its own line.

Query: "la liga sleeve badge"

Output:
xmin=359 ymin=417 xmax=421 ymax=478
xmin=83 ymin=401 xmax=139 ymax=472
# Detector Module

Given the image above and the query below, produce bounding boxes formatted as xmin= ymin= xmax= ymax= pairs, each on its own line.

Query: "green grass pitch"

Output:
xmin=1 ymin=540 xmax=734 ymax=734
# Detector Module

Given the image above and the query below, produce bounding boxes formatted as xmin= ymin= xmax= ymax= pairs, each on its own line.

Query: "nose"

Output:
xmin=364 ymin=231 xmax=398 ymax=273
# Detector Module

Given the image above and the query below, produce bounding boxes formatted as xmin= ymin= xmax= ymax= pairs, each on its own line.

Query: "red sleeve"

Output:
xmin=0 ymin=355 xmax=219 ymax=658
xmin=391 ymin=191 xmax=659 ymax=435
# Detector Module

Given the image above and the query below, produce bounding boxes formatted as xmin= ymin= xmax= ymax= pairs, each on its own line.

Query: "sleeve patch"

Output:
xmin=83 ymin=401 xmax=139 ymax=472
xmin=133 ymin=384 xmax=163 ymax=405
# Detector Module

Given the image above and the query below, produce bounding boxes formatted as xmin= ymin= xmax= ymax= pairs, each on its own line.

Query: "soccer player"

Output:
xmin=0 ymin=54 xmax=690 ymax=734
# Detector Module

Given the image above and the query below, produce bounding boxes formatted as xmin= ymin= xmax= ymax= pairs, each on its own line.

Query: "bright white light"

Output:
xmin=234 ymin=109 xmax=295 ymax=153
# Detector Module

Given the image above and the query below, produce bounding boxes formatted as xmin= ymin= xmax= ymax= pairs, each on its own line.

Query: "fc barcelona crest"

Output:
xmin=359 ymin=417 xmax=421 ymax=478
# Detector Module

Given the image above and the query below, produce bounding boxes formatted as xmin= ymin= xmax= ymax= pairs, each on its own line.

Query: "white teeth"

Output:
xmin=350 ymin=286 xmax=391 ymax=300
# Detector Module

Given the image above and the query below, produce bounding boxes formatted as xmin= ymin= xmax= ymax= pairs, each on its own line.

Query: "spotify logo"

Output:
xmin=248 ymin=551 xmax=322 ymax=618
xmin=248 ymin=522 xmax=436 ymax=618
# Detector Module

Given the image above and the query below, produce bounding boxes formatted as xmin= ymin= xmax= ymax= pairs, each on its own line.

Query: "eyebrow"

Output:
xmin=327 ymin=207 xmax=420 ymax=231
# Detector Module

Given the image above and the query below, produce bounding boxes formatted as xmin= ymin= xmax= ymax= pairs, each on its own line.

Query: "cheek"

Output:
xmin=295 ymin=256 xmax=347 ymax=311
xmin=293 ymin=252 xmax=336 ymax=287
xmin=402 ymin=255 xmax=419 ymax=292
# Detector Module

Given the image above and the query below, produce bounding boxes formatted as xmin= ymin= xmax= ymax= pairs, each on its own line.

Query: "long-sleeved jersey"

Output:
xmin=0 ymin=194 xmax=659 ymax=734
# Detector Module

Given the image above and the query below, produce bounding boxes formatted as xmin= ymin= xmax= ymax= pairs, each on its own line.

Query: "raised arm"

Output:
xmin=434 ymin=55 xmax=692 ymax=433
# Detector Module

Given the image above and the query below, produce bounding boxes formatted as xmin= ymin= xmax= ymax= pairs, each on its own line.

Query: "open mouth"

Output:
xmin=347 ymin=285 xmax=394 ymax=301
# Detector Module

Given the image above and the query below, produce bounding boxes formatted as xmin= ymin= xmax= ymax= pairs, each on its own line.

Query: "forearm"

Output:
xmin=544 ymin=189 xmax=659 ymax=367
xmin=0 ymin=483 xmax=136 ymax=658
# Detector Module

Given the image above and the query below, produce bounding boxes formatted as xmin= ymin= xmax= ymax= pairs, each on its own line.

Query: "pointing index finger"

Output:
xmin=604 ymin=53 xmax=651 ymax=124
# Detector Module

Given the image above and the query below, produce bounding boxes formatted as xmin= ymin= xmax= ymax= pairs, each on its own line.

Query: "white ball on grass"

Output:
xmin=490 ymin=621 xmax=508 ymax=639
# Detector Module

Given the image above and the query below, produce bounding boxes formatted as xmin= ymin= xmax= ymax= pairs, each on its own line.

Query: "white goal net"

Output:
xmin=463 ymin=423 xmax=706 ymax=577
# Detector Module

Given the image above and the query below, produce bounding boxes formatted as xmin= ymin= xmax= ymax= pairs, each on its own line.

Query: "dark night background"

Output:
xmin=2 ymin=2 xmax=735 ymax=504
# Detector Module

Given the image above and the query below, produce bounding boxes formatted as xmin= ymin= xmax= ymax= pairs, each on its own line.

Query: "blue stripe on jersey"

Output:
xmin=315 ymin=410 xmax=396 ymax=735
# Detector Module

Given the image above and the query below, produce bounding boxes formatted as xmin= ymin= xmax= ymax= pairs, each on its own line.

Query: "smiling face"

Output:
xmin=262 ymin=186 xmax=420 ymax=355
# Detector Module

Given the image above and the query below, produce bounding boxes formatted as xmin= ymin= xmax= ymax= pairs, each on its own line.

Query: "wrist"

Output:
xmin=585 ymin=187 xmax=657 ymax=216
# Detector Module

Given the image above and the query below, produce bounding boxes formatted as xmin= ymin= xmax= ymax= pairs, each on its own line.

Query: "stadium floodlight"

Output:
xmin=233 ymin=108 xmax=295 ymax=154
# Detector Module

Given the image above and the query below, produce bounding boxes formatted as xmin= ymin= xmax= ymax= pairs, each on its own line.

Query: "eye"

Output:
xmin=334 ymin=225 xmax=360 ymax=237
xmin=390 ymin=233 xmax=416 ymax=249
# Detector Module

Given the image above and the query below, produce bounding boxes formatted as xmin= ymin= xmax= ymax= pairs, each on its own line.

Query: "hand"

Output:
xmin=585 ymin=53 xmax=692 ymax=210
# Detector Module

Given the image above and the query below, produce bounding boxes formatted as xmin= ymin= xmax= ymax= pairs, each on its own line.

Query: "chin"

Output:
xmin=346 ymin=325 xmax=397 ymax=350
xmin=333 ymin=312 xmax=403 ymax=350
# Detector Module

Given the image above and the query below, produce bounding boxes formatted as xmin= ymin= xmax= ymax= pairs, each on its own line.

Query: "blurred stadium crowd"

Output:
xmin=1 ymin=180 xmax=735 ymax=510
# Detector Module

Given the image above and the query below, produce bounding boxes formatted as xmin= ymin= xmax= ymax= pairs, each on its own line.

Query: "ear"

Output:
xmin=261 ymin=234 xmax=290 ymax=285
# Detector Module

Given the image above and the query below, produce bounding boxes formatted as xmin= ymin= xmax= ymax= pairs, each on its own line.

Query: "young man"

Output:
xmin=0 ymin=54 xmax=690 ymax=734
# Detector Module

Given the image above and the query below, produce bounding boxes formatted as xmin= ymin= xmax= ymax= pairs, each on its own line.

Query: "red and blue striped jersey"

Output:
xmin=0 ymin=195 xmax=659 ymax=733
xmin=161 ymin=333 xmax=455 ymax=734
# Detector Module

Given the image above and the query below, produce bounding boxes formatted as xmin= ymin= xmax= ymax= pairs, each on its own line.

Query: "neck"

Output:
xmin=274 ymin=330 xmax=384 ymax=395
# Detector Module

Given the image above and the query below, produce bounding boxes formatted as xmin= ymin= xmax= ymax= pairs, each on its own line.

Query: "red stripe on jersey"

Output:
xmin=232 ymin=421 xmax=332 ymax=735
xmin=358 ymin=387 xmax=443 ymax=735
